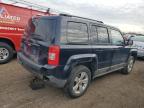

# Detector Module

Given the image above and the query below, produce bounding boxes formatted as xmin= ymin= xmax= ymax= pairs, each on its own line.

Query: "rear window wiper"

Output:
xmin=32 ymin=37 xmax=43 ymax=41
xmin=31 ymin=34 xmax=44 ymax=41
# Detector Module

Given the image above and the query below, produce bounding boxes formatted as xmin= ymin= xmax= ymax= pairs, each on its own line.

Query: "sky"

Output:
xmin=2 ymin=0 xmax=144 ymax=33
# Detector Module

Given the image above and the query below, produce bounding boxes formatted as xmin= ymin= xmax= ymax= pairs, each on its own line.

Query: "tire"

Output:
xmin=0 ymin=42 xmax=14 ymax=64
xmin=121 ymin=56 xmax=135 ymax=74
xmin=64 ymin=65 xmax=91 ymax=98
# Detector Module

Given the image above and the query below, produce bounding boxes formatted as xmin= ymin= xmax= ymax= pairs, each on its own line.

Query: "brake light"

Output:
xmin=48 ymin=45 xmax=60 ymax=66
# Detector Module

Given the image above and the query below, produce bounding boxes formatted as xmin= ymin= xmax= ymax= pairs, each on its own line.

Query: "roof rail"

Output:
xmin=60 ymin=13 xmax=104 ymax=24
xmin=8 ymin=0 xmax=71 ymax=15
xmin=8 ymin=0 xmax=48 ymax=11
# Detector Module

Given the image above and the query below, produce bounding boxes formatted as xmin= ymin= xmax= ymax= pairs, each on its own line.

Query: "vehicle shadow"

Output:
xmin=136 ymin=57 xmax=144 ymax=61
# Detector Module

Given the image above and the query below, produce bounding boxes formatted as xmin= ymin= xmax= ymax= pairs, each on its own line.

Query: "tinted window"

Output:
xmin=131 ymin=35 xmax=144 ymax=42
xmin=110 ymin=29 xmax=124 ymax=45
xmin=97 ymin=27 xmax=109 ymax=43
xmin=26 ymin=18 xmax=56 ymax=41
xmin=91 ymin=25 xmax=98 ymax=44
xmin=67 ymin=22 xmax=88 ymax=43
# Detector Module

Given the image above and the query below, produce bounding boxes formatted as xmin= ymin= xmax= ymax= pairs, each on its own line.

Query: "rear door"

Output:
xmin=109 ymin=29 xmax=130 ymax=69
xmin=90 ymin=25 xmax=113 ymax=75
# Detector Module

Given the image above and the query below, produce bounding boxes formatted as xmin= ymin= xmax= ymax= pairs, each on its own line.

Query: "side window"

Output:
xmin=91 ymin=25 xmax=98 ymax=44
xmin=97 ymin=27 xmax=109 ymax=43
xmin=110 ymin=29 xmax=124 ymax=45
xmin=67 ymin=22 xmax=88 ymax=43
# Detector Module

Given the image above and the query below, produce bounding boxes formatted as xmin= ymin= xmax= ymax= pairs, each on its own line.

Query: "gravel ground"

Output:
xmin=0 ymin=59 xmax=144 ymax=108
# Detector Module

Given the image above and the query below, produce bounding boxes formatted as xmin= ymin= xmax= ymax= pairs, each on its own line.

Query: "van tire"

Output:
xmin=0 ymin=42 xmax=14 ymax=64
xmin=121 ymin=56 xmax=135 ymax=74
xmin=64 ymin=65 xmax=91 ymax=98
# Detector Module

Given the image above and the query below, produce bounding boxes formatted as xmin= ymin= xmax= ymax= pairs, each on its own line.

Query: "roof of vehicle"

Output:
xmin=40 ymin=14 xmax=120 ymax=31
xmin=60 ymin=14 xmax=104 ymax=24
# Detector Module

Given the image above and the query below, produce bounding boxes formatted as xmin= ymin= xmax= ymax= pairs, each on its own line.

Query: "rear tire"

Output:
xmin=121 ymin=56 xmax=135 ymax=74
xmin=64 ymin=65 xmax=91 ymax=98
xmin=0 ymin=42 xmax=14 ymax=64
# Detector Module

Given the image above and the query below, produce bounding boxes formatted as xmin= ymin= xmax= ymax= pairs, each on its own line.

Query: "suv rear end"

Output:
xmin=18 ymin=15 xmax=67 ymax=87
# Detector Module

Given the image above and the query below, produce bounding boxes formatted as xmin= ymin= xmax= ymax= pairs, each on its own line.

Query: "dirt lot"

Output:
xmin=0 ymin=59 xmax=144 ymax=108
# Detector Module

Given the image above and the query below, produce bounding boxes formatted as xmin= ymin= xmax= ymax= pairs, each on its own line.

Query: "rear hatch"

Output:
xmin=21 ymin=16 xmax=58 ymax=65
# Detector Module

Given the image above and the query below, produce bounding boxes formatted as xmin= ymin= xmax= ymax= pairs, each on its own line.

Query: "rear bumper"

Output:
xmin=17 ymin=52 xmax=67 ymax=88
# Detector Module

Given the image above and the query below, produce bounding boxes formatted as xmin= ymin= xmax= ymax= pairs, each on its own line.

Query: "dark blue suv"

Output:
xmin=18 ymin=14 xmax=137 ymax=98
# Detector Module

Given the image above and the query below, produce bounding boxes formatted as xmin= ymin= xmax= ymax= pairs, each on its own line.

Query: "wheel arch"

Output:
xmin=64 ymin=54 xmax=98 ymax=79
xmin=130 ymin=49 xmax=137 ymax=61
xmin=0 ymin=37 xmax=15 ymax=51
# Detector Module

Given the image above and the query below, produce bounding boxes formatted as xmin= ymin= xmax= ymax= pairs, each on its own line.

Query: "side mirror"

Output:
xmin=125 ymin=39 xmax=133 ymax=46
xmin=128 ymin=40 xmax=133 ymax=45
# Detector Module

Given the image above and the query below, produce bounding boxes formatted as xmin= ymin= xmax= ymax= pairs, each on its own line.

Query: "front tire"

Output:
xmin=64 ymin=65 xmax=91 ymax=98
xmin=121 ymin=56 xmax=135 ymax=74
xmin=0 ymin=42 xmax=14 ymax=64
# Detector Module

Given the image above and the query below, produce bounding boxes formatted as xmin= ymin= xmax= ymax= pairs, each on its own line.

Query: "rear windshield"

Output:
xmin=26 ymin=17 xmax=56 ymax=41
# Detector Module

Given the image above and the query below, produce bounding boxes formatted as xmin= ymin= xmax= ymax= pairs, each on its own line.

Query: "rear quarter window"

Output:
xmin=66 ymin=21 xmax=89 ymax=44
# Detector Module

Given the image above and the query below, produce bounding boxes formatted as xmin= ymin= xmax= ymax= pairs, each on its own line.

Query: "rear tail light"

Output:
xmin=48 ymin=45 xmax=60 ymax=66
